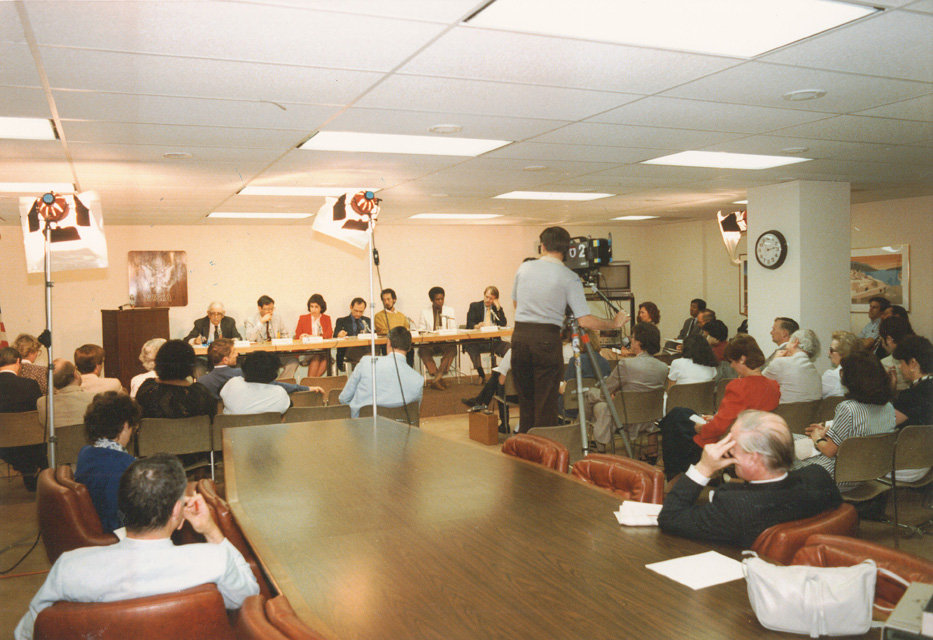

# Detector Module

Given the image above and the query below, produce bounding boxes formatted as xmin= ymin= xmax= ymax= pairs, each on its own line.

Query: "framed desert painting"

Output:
xmin=850 ymin=245 xmax=908 ymax=312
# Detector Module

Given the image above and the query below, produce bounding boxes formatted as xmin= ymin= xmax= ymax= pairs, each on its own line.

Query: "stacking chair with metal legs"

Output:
xmin=666 ymin=380 xmax=716 ymax=415
xmin=528 ymin=423 xmax=586 ymax=466
xmin=136 ymin=416 xmax=212 ymax=472
xmin=492 ymin=371 xmax=520 ymax=432
xmin=833 ymin=431 xmax=898 ymax=526
xmin=611 ymin=388 xmax=665 ymax=456
xmin=288 ymin=390 xmax=325 ymax=407
xmin=283 ymin=404 xmax=352 ymax=423
xmin=772 ymin=400 xmax=821 ymax=435
xmin=886 ymin=424 xmax=933 ymax=545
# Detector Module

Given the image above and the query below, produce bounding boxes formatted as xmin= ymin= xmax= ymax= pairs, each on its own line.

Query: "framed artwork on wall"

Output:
xmin=128 ymin=251 xmax=188 ymax=307
xmin=738 ymin=254 xmax=748 ymax=315
xmin=850 ymin=245 xmax=909 ymax=312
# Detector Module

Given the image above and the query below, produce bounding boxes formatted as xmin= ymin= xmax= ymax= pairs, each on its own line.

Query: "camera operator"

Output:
xmin=511 ymin=226 xmax=628 ymax=432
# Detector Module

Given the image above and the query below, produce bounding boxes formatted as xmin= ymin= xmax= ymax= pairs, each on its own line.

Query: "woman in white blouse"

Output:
xmin=821 ymin=330 xmax=859 ymax=398
xmin=667 ymin=335 xmax=717 ymax=387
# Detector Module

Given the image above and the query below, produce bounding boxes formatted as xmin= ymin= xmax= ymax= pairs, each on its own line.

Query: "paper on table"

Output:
xmin=614 ymin=501 xmax=663 ymax=526
xmin=646 ymin=551 xmax=745 ymax=590
xmin=795 ymin=437 xmax=819 ymax=460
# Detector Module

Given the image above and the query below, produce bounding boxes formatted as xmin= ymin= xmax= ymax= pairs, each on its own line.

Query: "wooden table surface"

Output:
xmin=223 ymin=418 xmax=872 ymax=640
xmin=194 ymin=328 xmax=512 ymax=355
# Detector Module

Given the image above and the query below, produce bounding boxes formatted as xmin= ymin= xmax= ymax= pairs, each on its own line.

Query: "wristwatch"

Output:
xmin=815 ymin=437 xmax=828 ymax=446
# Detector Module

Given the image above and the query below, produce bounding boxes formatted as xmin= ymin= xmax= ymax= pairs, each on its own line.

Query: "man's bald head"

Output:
xmin=52 ymin=358 xmax=81 ymax=390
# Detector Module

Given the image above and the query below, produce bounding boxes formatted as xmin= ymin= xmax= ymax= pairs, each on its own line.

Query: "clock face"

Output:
xmin=755 ymin=230 xmax=787 ymax=269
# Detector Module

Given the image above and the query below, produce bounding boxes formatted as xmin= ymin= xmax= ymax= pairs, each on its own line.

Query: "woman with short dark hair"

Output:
xmin=295 ymin=293 xmax=333 ymax=377
xmin=637 ymin=301 xmax=660 ymax=325
xmin=75 ymin=392 xmax=142 ymax=532
xmin=135 ymin=340 xmax=216 ymax=419
xmin=667 ymin=335 xmax=717 ymax=387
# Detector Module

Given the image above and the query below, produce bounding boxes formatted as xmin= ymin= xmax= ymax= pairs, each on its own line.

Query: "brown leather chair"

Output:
xmin=571 ymin=453 xmax=665 ymax=504
xmin=37 ymin=466 xmax=118 ymax=563
xmin=198 ymin=478 xmax=275 ymax=599
xmin=236 ymin=594 xmax=329 ymax=640
xmin=791 ymin=534 xmax=933 ymax=619
xmin=751 ymin=503 xmax=858 ymax=565
xmin=501 ymin=434 xmax=569 ymax=473
xmin=34 ymin=583 xmax=235 ymax=640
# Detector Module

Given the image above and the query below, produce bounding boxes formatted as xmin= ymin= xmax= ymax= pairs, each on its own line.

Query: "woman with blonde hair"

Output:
xmin=821 ymin=330 xmax=860 ymax=398
xmin=129 ymin=337 xmax=166 ymax=398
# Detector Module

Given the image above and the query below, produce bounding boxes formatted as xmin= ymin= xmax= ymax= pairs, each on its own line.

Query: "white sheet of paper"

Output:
xmin=645 ymin=551 xmax=745 ymax=590
xmin=614 ymin=501 xmax=663 ymax=526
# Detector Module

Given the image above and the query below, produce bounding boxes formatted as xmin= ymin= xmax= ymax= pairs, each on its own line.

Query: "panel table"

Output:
xmin=223 ymin=418 xmax=872 ymax=640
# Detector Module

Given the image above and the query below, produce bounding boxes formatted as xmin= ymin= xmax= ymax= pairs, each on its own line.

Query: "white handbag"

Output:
xmin=742 ymin=551 xmax=876 ymax=638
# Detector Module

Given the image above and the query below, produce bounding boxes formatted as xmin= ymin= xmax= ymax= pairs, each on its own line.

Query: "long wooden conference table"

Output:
xmin=223 ymin=418 xmax=875 ymax=640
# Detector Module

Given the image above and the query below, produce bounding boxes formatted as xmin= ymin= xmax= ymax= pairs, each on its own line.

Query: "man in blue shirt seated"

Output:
xmin=197 ymin=339 xmax=316 ymax=400
xmin=339 ymin=327 xmax=423 ymax=418
xmin=16 ymin=454 xmax=259 ymax=640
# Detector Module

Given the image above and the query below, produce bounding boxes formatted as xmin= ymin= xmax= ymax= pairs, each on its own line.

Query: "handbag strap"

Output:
xmin=873 ymin=567 xmax=912 ymax=612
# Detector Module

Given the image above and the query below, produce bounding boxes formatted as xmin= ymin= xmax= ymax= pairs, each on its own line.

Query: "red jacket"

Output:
xmin=694 ymin=375 xmax=780 ymax=447
xmin=295 ymin=313 xmax=333 ymax=339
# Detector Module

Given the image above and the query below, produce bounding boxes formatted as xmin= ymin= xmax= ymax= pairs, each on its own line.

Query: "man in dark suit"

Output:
xmin=0 ymin=347 xmax=46 ymax=491
xmin=185 ymin=301 xmax=242 ymax=345
xmin=334 ymin=297 xmax=371 ymax=373
xmin=658 ymin=410 xmax=842 ymax=549
xmin=463 ymin=286 xmax=510 ymax=383
xmin=676 ymin=298 xmax=706 ymax=340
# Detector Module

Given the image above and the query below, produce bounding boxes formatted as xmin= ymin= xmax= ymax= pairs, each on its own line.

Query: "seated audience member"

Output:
xmin=822 ymin=331 xmax=860 ymax=398
xmin=881 ymin=305 xmax=908 ymax=321
xmin=417 ymin=287 xmax=458 ymax=390
xmin=243 ymin=295 xmax=298 ymax=379
xmin=37 ymin=359 xmax=93 ymax=428
xmin=74 ymin=344 xmax=124 ymax=394
xmin=891 ymin=335 xmax=933 ymax=428
xmin=674 ymin=308 xmax=715 ymax=354
xmin=584 ymin=322 xmax=669 ymax=455
xmin=15 ymin=454 xmax=259 ymax=640
xmin=0 ymin=347 xmax=46 ymax=491
xmin=334 ymin=297 xmax=372 ymax=374
xmin=464 ymin=286 xmax=510 ymax=384
xmin=13 ymin=334 xmax=48 ymax=395
xmin=75 ymin=392 xmax=140 ymax=533
xmin=560 ymin=330 xmax=612 ymax=419
xmin=220 ymin=351 xmax=290 ymax=415
xmin=186 ymin=301 xmax=242 ymax=345
xmin=859 ymin=295 xmax=890 ymax=341
xmin=339 ymin=327 xmax=424 ymax=418
xmin=135 ymin=340 xmax=216 ymax=419
xmin=658 ymin=410 xmax=842 ymax=548
xmin=795 ymin=351 xmax=895 ymax=492
xmin=676 ymin=298 xmax=705 ymax=340
xmin=375 ymin=288 xmax=414 ymax=367
xmin=763 ymin=329 xmax=822 ymax=403
xmin=763 ymin=317 xmax=799 ymax=367
xmin=295 ymin=293 xmax=333 ymax=377
xmin=637 ymin=302 xmax=660 ymax=325
xmin=196 ymin=339 xmax=312 ymax=400
xmin=660 ymin=334 xmax=781 ymax=480
xmin=702 ymin=319 xmax=729 ymax=362
xmin=668 ymin=335 xmax=717 ymax=387
xmin=462 ymin=349 xmax=517 ymax=433
xmin=130 ymin=338 xmax=166 ymax=398
xmin=736 ymin=304 xmax=748 ymax=335
xmin=878 ymin=315 xmax=915 ymax=391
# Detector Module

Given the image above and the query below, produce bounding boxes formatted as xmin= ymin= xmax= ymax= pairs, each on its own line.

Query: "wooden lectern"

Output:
xmin=101 ymin=308 xmax=170 ymax=391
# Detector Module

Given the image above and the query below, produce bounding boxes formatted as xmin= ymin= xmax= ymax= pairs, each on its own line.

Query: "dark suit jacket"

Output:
xmin=657 ymin=464 xmax=842 ymax=549
xmin=185 ymin=315 xmax=242 ymax=342
xmin=676 ymin=316 xmax=701 ymax=340
xmin=0 ymin=371 xmax=43 ymax=413
xmin=334 ymin=314 xmax=370 ymax=337
xmin=466 ymin=301 xmax=508 ymax=329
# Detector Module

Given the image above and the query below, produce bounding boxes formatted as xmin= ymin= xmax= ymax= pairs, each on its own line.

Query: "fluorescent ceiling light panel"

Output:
xmin=208 ymin=212 xmax=312 ymax=219
xmin=613 ymin=215 xmax=659 ymax=221
xmin=0 ymin=182 xmax=75 ymax=193
xmin=495 ymin=191 xmax=614 ymax=201
xmin=410 ymin=213 xmax=502 ymax=220
xmin=238 ymin=186 xmax=374 ymax=197
xmin=642 ymin=151 xmax=811 ymax=170
xmin=468 ymin=0 xmax=878 ymax=58
xmin=732 ymin=199 xmax=748 ymax=204
xmin=300 ymin=131 xmax=510 ymax=156
xmin=0 ymin=116 xmax=56 ymax=140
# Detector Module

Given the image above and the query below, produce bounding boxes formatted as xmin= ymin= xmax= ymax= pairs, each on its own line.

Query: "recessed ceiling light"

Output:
xmin=410 ymin=213 xmax=502 ymax=220
xmin=0 ymin=117 xmax=56 ymax=140
xmin=780 ymin=147 xmax=810 ymax=155
xmin=523 ymin=165 xmax=549 ymax=172
xmin=428 ymin=124 xmax=463 ymax=134
xmin=0 ymin=182 xmax=75 ymax=193
xmin=613 ymin=215 xmax=659 ymax=221
xmin=494 ymin=191 xmax=614 ymax=201
xmin=238 ymin=186 xmax=374 ymax=197
xmin=299 ymin=131 xmax=510 ymax=156
xmin=208 ymin=212 xmax=313 ymax=219
xmin=642 ymin=151 xmax=811 ymax=170
xmin=162 ymin=151 xmax=194 ymax=159
xmin=783 ymin=89 xmax=827 ymax=102
xmin=732 ymin=199 xmax=748 ymax=204
xmin=467 ymin=0 xmax=878 ymax=58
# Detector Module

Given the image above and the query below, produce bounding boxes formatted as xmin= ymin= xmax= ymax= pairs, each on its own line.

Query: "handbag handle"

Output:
xmin=873 ymin=566 xmax=912 ymax=613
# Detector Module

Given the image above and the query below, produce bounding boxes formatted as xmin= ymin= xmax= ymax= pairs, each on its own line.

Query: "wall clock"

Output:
xmin=755 ymin=230 xmax=788 ymax=270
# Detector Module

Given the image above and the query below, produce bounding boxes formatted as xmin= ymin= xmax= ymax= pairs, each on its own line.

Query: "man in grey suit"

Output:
xmin=658 ymin=410 xmax=842 ymax=548
xmin=185 ymin=301 xmax=242 ymax=345
xmin=585 ymin=322 xmax=669 ymax=450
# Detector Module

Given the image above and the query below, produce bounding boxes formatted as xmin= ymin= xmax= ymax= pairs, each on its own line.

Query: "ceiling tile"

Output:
xmin=355 ymin=75 xmax=641 ymax=121
xmin=0 ymin=42 xmax=43 ymax=87
xmin=240 ymin=0 xmax=482 ymax=22
xmin=854 ymin=93 xmax=933 ymax=122
xmin=485 ymin=141 xmax=660 ymax=164
xmin=772 ymin=115 xmax=933 ymax=145
xmin=399 ymin=26 xmax=741 ymax=94
xmin=61 ymin=121 xmax=307 ymax=150
xmin=530 ymin=122 xmax=745 ymax=151
xmin=0 ymin=86 xmax=53 ymax=118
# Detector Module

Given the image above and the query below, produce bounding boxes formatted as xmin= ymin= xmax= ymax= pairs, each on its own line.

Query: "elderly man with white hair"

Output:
xmin=185 ymin=302 xmax=242 ymax=345
xmin=762 ymin=329 xmax=823 ymax=403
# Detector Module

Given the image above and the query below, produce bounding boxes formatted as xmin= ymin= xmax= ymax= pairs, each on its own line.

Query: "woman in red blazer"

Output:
xmin=295 ymin=293 xmax=333 ymax=377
